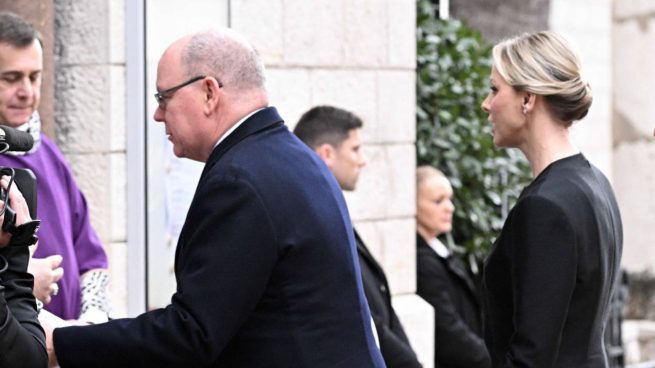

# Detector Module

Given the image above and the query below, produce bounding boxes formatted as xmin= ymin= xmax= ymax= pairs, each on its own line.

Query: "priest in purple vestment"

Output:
xmin=0 ymin=11 xmax=110 ymax=323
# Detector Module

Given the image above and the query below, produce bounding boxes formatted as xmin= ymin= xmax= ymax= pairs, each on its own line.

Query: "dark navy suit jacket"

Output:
xmin=54 ymin=107 xmax=385 ymax=367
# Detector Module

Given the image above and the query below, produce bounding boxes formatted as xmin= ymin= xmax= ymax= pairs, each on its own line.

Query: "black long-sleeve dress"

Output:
xmin=483 ymin=153 xmax=623 ymax=368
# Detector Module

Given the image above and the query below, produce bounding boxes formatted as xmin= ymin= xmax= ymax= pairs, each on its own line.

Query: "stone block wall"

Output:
xmin=450 ymin=0 xmax=549 ymax=43
xmin=231 ymin=0 xmax=433 ymax=365
xmin=49 ymin=0 xmax=432 ymax=363
xmin=613 ymin=0 xmax=655 ymax=364
xmin=53 ymin=0 xmax=128 ymax=317
xmin=613 ymin=0 xmax=655 ymax=274
xmin=550 ymin=0 xmax=614 ymax=178
xmin=41 ymin=0 xmax=655 ymax=365
xmin=48 ymin=0 xmax=655 ymax=365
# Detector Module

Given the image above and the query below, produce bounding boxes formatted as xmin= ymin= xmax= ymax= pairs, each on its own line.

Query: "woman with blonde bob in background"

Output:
xmin=480 ymin=31 xmax=623 ymax=368
xmin=416 ymin=166 xmax=490 ymax=368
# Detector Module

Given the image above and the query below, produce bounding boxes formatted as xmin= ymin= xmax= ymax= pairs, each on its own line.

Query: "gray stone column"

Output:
xmin=54 ymin=0 xmax=128 ymax=316
xmin=613 ymin=0 xmax=655 ymax=364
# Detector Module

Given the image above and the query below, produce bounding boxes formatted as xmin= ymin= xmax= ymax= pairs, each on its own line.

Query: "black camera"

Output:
xmin=0 ymin=167 xmax=37 ymax=218
xmin=0 ymin=126 xmax=40 ymax=246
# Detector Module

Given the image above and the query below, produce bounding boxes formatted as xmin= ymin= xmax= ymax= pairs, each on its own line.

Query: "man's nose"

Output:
xmin=16 ymin=78 xmax=34 ymax=98
xmin=153 ymin=106 xmax=164 ymax=122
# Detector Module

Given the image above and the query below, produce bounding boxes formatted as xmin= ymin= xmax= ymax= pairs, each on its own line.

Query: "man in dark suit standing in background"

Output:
xmin=295 ymin=105 xmax=422 ymax=368
xmin=45 ymin=29 xmax=384 ymax=368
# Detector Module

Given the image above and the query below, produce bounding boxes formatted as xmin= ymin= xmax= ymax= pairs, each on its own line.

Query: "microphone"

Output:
xmin=0 ymin=125 xmax=34 ymax=152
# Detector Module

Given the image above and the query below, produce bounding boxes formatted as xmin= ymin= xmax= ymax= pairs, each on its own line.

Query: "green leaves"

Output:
xmin=416 ymin=0 xmax=531 ymax=269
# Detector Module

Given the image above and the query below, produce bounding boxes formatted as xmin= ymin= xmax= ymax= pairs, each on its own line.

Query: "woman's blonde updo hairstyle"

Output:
xmin=492 ymin=31 xmax=592 ymax=127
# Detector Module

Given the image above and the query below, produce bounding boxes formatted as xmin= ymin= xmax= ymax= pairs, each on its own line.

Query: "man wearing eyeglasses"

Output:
xmin=47 ymin=28 xmax=385 ymax=368
xmin=0 ymin=12 xmax=110 ymax=325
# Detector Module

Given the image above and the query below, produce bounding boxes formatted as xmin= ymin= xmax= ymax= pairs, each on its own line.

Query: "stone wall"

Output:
xmin=613 ymin=0 xmax=655 ymax=364
xmin=450 ymin=0 xmax=549 ymax=43
xmin=230 ymin=1 xmax=433 ymax=365
xmin=53 ymin=0 xmax=128 ymax=317
xmin=48 ymin=0 xmax=433 ymax=364
xmin=550 ymin=0 xmax=614 ymax=177
xmin=27 ymin=0 xmax=655 ymax=364
xmin=613 ymin=0 xmax=655 ymax=275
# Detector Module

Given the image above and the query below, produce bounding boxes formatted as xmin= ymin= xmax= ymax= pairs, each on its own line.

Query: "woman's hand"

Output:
xmin=0 ymin=175 xmax=32 ymax=248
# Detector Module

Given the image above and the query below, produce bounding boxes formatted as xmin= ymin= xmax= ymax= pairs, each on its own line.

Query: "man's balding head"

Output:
xmin=181 ymin=29 xmax=266 ymax=97
xmin=153 ymin=29 xmax=269 ymax=163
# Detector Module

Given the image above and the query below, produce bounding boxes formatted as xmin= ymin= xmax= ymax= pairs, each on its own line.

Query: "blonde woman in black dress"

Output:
xmin=481 ymin=31 xmax=623 ymax=368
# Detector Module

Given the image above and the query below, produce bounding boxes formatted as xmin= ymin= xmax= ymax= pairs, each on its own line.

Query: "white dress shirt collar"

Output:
xmin=213 ymin=107 xmax=266 ymax=149
xmin=427 ymin=237 xmax=450 ymax=259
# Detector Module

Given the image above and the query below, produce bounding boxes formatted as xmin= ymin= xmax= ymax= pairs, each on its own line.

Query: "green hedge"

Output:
xmin=416 ymin=0 xmax=531 ymax=270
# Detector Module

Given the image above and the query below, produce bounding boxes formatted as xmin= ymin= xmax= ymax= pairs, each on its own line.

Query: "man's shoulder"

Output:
xmin=215 ymin=127 xmax=327 ymax=187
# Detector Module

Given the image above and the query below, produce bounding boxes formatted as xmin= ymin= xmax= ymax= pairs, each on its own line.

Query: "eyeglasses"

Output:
xmin=154 ymin=75 xmax=222 ymax=108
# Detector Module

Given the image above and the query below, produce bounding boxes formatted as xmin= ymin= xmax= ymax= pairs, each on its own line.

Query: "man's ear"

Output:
xmin=315 ymin=143 xmax=335 ymax=168
xmin=203 ymin=76 xmax=222 ymax=116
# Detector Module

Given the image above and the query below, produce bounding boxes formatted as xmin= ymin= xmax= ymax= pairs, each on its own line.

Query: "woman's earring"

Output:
xmin=522 ymin=107 xmax=527 ymax=114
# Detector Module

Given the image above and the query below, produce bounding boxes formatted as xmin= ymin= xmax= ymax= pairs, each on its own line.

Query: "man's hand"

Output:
xmin=40 ymin=309 xmax=65 ymax=368
xmin=40 ymin=309 xmax=91 ymax=367
xmin=29 ymin=255 xmax=64 ymax=304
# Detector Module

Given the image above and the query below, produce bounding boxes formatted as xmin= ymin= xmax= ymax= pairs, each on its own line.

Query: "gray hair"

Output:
xmin=0 ymin=11 xmax=41 ymax=48
xmin=181 ymin=29 xmax=266 ymax=94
